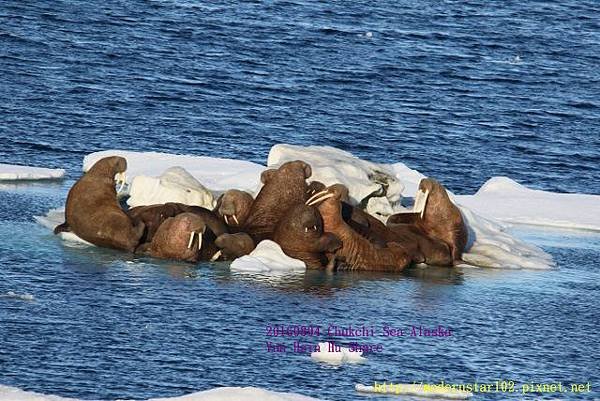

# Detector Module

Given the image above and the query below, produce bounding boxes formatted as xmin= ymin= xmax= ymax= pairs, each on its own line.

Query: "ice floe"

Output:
xmin=36 ymin=144 xmax=600 ymax=269
xmin=127 ymin=166 xmax=215 ymax=209
xmin=0 ymin=163 xmax=65 ymax=181
xmin=355 ymin=383 xmax=472 ymax=399
xmin=0 ymin=385 xmax=323 ymax=401
xmin=230 ymin=240 xmax=306 ymax=273
xmin=455 ymin=176 xmax=600 ymax=232
xmin=310 ymin=342 xmax=366 ymax=365
xmin=1 ymin=291 xmax=35 ymax=301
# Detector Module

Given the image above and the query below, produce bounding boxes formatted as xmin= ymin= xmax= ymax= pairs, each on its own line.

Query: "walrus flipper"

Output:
xmin=53 ymin=222 xmax=71 ymax=235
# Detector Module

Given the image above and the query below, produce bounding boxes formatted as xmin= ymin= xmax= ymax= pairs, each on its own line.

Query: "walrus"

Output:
xmin=273 ymin=204 xmax=342 ymax=268
xmin=387 ymin=178 xmax=467 ymax=262
xmin=214 ymin=233 xmax=255 ymax=260
xmin=137 ymin=212 xmax=205 ymax=263
xmin=127 ymin=203 xmax=183 ymax=244
xmin=56 ymin=156 xmax=144 ymax=252
xmin=242 ymin=160 xmax=312 ymax=243
xmin=306 ymin=184 xmax=415 ymax=272
xmin=128 ymin=202 xmax=228 ymax=244
xmin=214 ymin=189 xmax=254 ymax=232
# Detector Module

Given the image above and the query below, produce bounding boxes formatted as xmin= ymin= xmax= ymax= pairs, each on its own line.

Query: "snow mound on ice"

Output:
xmin=127 ymin=166 xmax=215 ymax=208
xmin=230 ymin=240 xmax=306 ymax=273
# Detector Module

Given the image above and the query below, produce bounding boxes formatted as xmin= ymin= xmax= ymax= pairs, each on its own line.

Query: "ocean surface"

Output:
xmin=0 ymin=1 xmax=599 ymax=400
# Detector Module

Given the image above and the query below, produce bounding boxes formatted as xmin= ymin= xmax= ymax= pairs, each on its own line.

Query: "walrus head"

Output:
xmin=304 ymin=184 xmax=349 ymax=230
xmin=261 ymin=160 xmax=312 ymax=184
xmin=88 ymin=156 xmax=127 ymax=176
xmin=306 ymin=181 xmax=326 ymax=198
xmin=217 ymin=189 xmax=254 ymax=227
xmin=87 ymin=156 xmax=128 ymax=192
xmin=165 ymin=212 xmax=206 ymax=253
xmin=214 ymin=232 xmax=255 ymax=260
xmin=273 ymin=204 xmax=341 ymax=268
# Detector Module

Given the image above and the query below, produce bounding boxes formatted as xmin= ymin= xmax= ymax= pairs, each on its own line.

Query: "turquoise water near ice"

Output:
xmin=1 ymin=0 xmax=599 ymax=399
xmin=0 ymin=181 xmax=598 ymax=400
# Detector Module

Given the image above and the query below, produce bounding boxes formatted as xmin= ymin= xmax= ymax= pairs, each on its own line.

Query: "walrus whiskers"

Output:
xmin=305 ymin=190 xmax=330 ymax=205
xmin=306 ymin=192 xmax=335 ymax=206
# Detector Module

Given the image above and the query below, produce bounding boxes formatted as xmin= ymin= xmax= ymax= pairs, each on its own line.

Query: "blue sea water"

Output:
xmin=0 ymin=1 xmax=599 ymax=400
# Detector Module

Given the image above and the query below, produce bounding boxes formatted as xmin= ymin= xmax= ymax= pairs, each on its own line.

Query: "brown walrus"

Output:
xmin=214 ymin=189 xmax=254 ymax=232
xmin=387 ymin=178 xmax=468 ymax=262
xmin=214 ymin=233 xmax=256 ymax=260
xmin=128 ymin=203 xmax=228 ymax=244
xmin=56 ymin=156 xmax=144 ymax=252
xmin=273 ymin=204 xmax=342 ymax=268
xmin=307 ymin=184 xmax=415 ymax=272
xmin=242 ymin=160 xmax=312 ymax=243
xmin=137 ymin=212 xmax=206 ymax=263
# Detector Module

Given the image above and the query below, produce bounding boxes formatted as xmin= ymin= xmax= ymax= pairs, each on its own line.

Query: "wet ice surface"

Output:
xmin=0 ymin=164 xmax=65 ymax=181
xmin=1 ymin=182 xmax=598 ymax=401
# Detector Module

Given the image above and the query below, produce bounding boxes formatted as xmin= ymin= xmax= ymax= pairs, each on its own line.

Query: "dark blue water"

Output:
xmin=1 ymin=1 xmax=599 ymax=400
xmin=2 ymin=0 xmax=600 ymax=194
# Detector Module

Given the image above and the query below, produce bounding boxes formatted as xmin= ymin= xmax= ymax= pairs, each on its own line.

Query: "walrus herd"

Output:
xmin=54 ymin=156 xmax=468 ymax=272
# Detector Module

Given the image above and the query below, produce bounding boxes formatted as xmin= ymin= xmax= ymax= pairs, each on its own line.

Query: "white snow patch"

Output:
xmin=127 ymin=167 xmax=215 ymax=208
xmin=310 ymin=342 xmax=366 ymax=365
xmin=230 ymin=240 xmax=306 ymax=273
xmin=455 ymin=176 xmax=600 ymax=232
xmin=355 ymin=383 xmax=472 ymax=399
xmin=0 ymin=163 xmax=64 ymax=181
xmin=268 ymin=144 xmax=404 ymax=211
xmin=0 ymin=385 xmax=323 ymax=401
xmin=83 ymin=150 xmax=265 ymax=193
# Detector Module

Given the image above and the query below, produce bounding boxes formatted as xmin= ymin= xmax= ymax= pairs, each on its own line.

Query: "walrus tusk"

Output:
xmin=306 ymin=192 xmax=335 ymax=206
xmin=232 ymin=214 xmax=239 ymax=225
xmin=115 ymin=172 xmax=127 ymax=194
xmin=224 ymin=215 xmax=229 ymax=225
xmin=197 ymin=231 xmax=203 ymax=250
xmin=187 ymin=231 xmax=196 ymax=249
xmin=413 ymin=189 xmax=430 ymax=218
xmin=306 ymin=190 xmax=330 ymax=205
xmin=210 ymin=250 xmax=222 ymax=261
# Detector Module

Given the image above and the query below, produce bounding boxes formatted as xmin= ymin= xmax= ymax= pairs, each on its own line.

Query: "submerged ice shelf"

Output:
xmin=36 ymin=144 xmax=600 ymax=270
xmin=0 ymin=385 xmax=323 ymax=401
